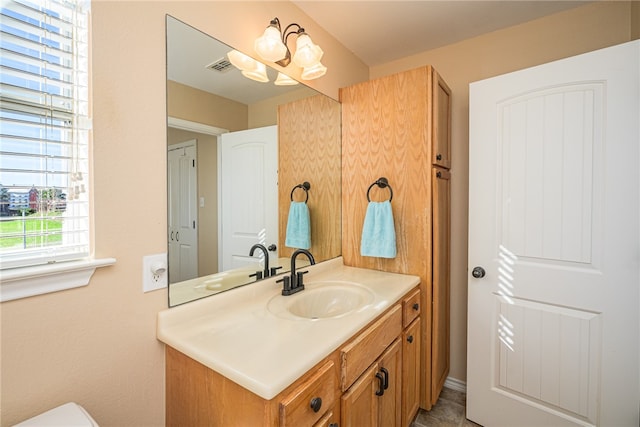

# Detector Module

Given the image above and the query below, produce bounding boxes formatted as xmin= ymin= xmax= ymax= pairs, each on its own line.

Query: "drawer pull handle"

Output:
xmin=407 ymin=335 xmax=414 ymax=343
xmin=329 ymin=424 xmax=338 ymax=427
xmin=310 ymin=397 xmax=322 ymax=413
xmin=375 ymin=372 xmax=385 ymax=396
xmin=380 ymin=367 xmax=389 ymax=390
xmin=413 ymin=303 xmax=419 ymax=311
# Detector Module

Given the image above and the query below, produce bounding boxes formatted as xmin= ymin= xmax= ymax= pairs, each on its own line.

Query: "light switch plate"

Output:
xmin=143 ymin=253 xmax=168 ymax=292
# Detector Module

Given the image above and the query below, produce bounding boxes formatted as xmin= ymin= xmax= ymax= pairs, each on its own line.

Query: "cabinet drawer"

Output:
xmin=280 ymin=360 xmax=336 ymax=427
xmin=313 ymin=406 xmax=339 ymax=427
xmin=402 ymin=288 xmax=421 ymax=328
xmin=340 ymin=304 xmax=402 ymax=391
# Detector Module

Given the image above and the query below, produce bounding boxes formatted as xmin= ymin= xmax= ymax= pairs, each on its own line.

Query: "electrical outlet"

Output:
xmin=143 ymin=253 xmax=168 ymax=293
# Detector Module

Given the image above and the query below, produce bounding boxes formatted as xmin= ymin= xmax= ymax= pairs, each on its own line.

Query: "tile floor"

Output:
xmin=411 ymin=387 xmax=482 ymax=427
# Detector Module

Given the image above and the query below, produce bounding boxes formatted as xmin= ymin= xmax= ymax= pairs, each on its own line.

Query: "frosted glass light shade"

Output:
xmin=254 ymin=26 xmax=287 ymax=62
xmin=274 ymin=72 xmax=298 ymax=86
xmin=241 ymin=61 xmax=269 ymax=83
xmin=227 ymin=50 xmax=258 ymax=71
xmin=301 ymin=62 xmax=327 ymax=80
xmin=292 ymin=33 xmax=323 ymax=68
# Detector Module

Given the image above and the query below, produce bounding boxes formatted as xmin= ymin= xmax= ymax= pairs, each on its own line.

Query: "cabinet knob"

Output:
xmin=310 ymin=397 xmax=322 ymax=413
xmin=412 ymin=303 xmax=419 ymax=311
xmin=436 ymin=153 xmax=442 ymax=161
xmin=407 ymin=335 xmax=414 ymax=343
xmin=329 ymin=424 xmax=339 ymax=427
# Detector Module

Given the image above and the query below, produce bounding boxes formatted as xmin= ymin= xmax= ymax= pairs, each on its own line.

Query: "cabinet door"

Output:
xmin=431 ymin=70 xmax=452 ymax=169
xmin=342 ymin=363 xmax=380 ymax=427
xmin=431 ymin=167 xmax=451 ymax=404
xmin=378 ymin=339 xmax=402 ymax=427
xmin=402 ymin=318 xmax=421 ymax=426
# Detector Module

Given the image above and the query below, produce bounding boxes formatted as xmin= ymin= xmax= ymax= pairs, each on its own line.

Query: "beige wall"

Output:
xmin=370 ymin=0 xmax=637 ymax=383
xmin=167 ymin=80 xmax=248 ymax=131
xmin=0 ymin=2 xmax=366 ymax=426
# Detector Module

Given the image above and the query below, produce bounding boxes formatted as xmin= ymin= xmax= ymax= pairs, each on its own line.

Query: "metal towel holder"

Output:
xmin=290 ymin=181 xmax=311 ymax=203
xmin=366 ymin=177 xmax=393 ymax=202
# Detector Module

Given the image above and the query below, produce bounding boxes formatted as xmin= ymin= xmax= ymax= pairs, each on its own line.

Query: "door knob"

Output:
xmin=472 ymin=266 xmax=486 ymax=278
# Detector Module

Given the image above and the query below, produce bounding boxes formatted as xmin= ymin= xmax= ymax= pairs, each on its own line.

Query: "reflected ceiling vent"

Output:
xmin=206 ymin=57 xmax=233 ymax=73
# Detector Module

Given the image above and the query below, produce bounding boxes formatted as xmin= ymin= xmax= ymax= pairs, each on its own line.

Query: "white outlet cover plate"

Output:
xmin=143 ymin=253 xmax=168 ymax=292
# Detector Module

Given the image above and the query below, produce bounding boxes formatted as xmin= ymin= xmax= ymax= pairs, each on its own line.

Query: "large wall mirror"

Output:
xmin=166 ymin=16 xmax=342 ymax=307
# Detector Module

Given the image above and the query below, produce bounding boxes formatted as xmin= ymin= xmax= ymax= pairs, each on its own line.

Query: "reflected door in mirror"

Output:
xmin=220 ymin=126 xmax=278 ymax=270
xmin=168 ymin=140 xmax=198 ymax=282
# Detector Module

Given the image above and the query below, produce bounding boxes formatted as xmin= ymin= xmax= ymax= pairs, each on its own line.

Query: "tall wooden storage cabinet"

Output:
xmin=340 ymin=66 xmax=451 ymax=409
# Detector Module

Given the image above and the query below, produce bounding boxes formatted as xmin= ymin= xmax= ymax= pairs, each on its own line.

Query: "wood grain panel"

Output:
xmin=432 ymin=71 xmax=452 ymax=169
xmin=431 ymin=167 xmax=451 ymax=404
xmin=340 ymin=66 xmax=438 ymax=409
xmin=278 ymin=95 xmax=341 ymax=261
xmin=166 ymin=346 xmax=276 ymax=427
xmin=341 ymin=66 xmax=453 ymax=410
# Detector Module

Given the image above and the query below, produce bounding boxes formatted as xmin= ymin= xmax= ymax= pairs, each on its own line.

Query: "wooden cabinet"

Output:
xmin=166 ymin=286 xmax=421 ymax=426
xmin=341 ymin=65 xmax=451 ymax=409
xmin=342 ymin=339 xmax=402 ymax=427
xmin=401 ymin=289 xmax=422 ymax=425
xmin=402 ymin=318 xmax=421 ymax=426
xmin=280 ymin=360 xmax=336 ymax=427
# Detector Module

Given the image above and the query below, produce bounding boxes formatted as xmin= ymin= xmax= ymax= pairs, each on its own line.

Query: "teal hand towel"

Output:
xmin=285 ymin=201 xmax=311 ymax=249
xmin=360 ymin=200 xmax=397 ymax=258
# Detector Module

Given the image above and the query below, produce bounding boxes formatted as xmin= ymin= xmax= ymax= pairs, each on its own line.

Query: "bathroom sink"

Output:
xmin=267 ymin=281 xmax=375 ymax=320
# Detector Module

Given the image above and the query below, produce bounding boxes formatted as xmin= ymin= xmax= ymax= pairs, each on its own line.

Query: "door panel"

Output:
xmin=168 ymin=141 xmax=198 ymax=282
xmin=468 ymin=41 xmax=639 ymax=426
xmin=220 ymin=126 xmax=278 ymax=271
xmin=431 ymin=167 xmax=450 ymax=403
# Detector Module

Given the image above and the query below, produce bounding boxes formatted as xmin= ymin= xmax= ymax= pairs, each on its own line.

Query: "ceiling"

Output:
xmin=293 ymin=1 xmax=592 ymax=67
xmin=167 ymin=1 xmax=592 ymax=104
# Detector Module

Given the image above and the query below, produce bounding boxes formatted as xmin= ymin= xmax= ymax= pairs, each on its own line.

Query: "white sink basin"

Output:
xmin=267 ymin=281 xmax=375 ymax=320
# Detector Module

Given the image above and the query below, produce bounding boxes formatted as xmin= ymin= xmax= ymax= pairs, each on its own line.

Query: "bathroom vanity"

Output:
xmin=157 ymin=258 xmax=421 ymax=426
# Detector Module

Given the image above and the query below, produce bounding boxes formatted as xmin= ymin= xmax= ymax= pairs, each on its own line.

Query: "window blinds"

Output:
xmin=0 ymin=0 xmax=90 ymax=269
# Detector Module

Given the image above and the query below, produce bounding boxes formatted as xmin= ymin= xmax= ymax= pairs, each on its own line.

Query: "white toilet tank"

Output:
xmin=13 ymin=402 xmax=98 ymax=427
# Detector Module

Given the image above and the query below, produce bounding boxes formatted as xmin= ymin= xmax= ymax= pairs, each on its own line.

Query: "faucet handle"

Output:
xmin=296 ymin=270 xmax=309 ymax=289
xmin=249 ymin=271 xmax=263 ymax=281
xmin=277 ymin=276 xmax=291 ymax=295
xmin=270 ymin=265 xmax=283 ymax=276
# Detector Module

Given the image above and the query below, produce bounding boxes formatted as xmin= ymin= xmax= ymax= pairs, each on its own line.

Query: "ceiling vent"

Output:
xmin=206 ymin=58 xmax=233 ymax=73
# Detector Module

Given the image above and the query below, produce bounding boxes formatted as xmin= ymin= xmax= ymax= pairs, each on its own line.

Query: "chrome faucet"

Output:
xmin=278 ymin=249 xmax=316 ymax=296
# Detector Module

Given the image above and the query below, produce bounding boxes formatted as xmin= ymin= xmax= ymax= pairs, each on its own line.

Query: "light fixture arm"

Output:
xmin=272 ymin=19 xmax=306 ymax=67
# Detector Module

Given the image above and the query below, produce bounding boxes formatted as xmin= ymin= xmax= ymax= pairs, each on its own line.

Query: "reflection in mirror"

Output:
xmin=166 ymin=16 xmax=341 ymax=307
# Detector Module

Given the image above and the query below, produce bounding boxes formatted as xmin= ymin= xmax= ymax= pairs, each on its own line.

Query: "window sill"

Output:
xmin=0 ymin=258 xmax=116 ymax=302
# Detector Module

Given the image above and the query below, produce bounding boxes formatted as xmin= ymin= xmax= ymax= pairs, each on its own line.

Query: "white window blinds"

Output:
xmin=0 ymin=0 xmax=91 ymax=269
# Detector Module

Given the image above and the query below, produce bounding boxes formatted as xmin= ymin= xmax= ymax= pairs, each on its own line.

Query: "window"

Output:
xmin=0 ymin=0 xmax=112 ymax=301
xmin=0 ymin=0 xmax=90 ymax=269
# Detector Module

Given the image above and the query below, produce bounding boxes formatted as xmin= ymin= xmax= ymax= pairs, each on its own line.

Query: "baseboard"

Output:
xmin=444 ymin=376 xmax=467 ymax=393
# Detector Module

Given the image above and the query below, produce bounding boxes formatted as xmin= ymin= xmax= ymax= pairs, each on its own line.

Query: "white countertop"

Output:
xmin=157 ymin=257 xmax=420 ymax=400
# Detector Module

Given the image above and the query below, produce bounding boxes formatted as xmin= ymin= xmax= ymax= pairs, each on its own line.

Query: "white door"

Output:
xmin=168 ymin=140 xmax=198 ymax=283
xmin=219 ymin=126 xmax=278 ymax=271
xmin=468 ymin=41 xmax=639 ymax=427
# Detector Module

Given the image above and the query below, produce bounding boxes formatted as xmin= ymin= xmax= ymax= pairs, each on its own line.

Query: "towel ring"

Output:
xmin=290 ymin=181 xmax=311 ymax=203
xmin=367 ymin=177 xmax=393 ymax=202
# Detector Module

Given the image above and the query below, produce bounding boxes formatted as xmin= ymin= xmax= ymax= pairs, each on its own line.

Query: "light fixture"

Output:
xmin=227 ymin=50 xmax=269 ymax=83
xmin=274 ymin=72 xmax=299 ymax=86
xmin=254 ymin=17 xmax=327 ymax=80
